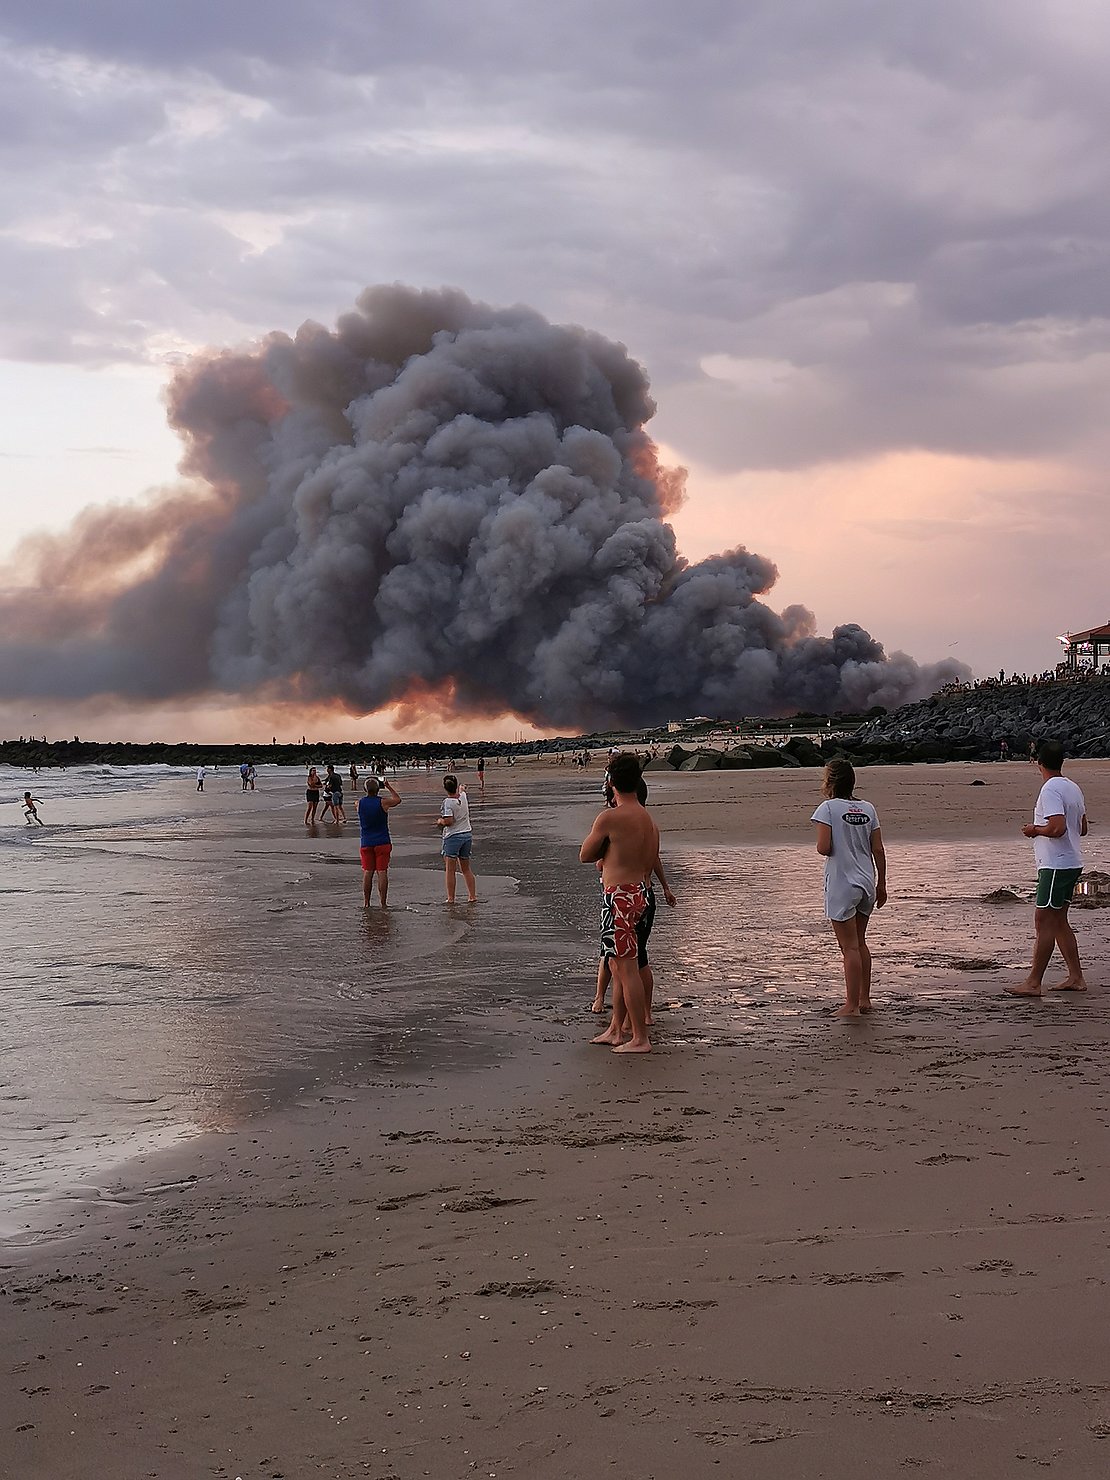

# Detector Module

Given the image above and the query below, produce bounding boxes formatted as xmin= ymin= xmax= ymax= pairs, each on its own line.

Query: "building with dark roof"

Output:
xmin=1060 ymin=622 xmax=1110 ymax=672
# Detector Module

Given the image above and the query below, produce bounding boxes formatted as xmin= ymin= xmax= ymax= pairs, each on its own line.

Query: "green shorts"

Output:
xmin=1035 ymin=867 xmax=1082 ymax=909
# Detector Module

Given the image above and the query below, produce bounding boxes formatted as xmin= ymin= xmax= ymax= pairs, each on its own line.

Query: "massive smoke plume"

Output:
xmin=0 ymin=286 xmax=968 ymax=728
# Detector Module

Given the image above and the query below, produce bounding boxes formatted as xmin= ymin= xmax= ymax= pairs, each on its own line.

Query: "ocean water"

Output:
xmin=652 ymin=838 xmax=1042 ymax=1038
xmin=0 ymin=764 xmax=596 ymax=1243
xmin=0 ymin=762 xmax=1074 ymax=1245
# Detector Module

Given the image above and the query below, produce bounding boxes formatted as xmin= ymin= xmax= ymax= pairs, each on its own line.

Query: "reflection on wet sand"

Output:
xmin=1 ymin=769 xmax=585 ymax=1237
xmin=649 ymin=838 xmax=1076 ymax=1045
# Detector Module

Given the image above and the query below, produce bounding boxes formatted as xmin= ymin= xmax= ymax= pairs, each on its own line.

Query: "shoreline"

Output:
xmin=4 ymin=758 xmax=1106 ymax=1238
xmin=6 ymin=756 xmax=1108 ymax=1226
xmin=4 ymin=763 xmax=1109 ymax=1477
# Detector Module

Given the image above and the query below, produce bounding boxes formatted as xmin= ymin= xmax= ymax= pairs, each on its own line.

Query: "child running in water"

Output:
xmin=811 ymin=759 xmax=886 ymax=1018
xmin=23 ymin=791 xmax=44 ymax=825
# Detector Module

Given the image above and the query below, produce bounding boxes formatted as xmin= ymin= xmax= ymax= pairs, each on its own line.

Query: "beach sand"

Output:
xmin=4 ymin=760 xmax=1110 ymax=1478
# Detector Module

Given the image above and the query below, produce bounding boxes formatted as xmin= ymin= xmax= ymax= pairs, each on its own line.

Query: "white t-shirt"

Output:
xmin=441 ymin=790 xmax=472 ymax=837
xmin=1033 ymin=775 xmax=1085 ymax=870
xmin=811 ymin=797 xmax=880 ymax=890
xmin=196 ymin=767 xmax=206 ymax=781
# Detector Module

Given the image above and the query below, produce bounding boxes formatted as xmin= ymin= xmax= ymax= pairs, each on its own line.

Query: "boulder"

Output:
xmin=744 ymin=745 xmax=792 ymax=768
xmin=908 ymin=739 xmax=949 ymax=761
xmin=782 ymin=736 xmax=824 ymax=766
xmin=642 ymin=757 xmax=675 ymax=771
xmin=719 ymin=748 xmax=754 ymax=769
xmin=679 ymin=752 xmax=722 ymax=771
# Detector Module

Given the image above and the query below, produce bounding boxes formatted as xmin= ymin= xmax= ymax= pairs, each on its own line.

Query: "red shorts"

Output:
xmin=360 ymin=844 xmax=392 ymax=871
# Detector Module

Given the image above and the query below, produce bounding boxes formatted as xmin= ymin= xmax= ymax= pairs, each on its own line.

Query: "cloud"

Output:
xmin=1 ymin=2 xmax=1109 ymax=469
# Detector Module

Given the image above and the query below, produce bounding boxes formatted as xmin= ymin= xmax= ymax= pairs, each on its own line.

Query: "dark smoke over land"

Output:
xmin=0 ymin=286 xmax=969 ymax=728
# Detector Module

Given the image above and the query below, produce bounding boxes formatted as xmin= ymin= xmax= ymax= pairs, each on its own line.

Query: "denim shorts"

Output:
xmin=441 ymin=831 xmax=473 ymax=860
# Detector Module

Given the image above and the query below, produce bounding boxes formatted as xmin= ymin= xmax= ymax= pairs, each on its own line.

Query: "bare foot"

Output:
xmin=1006 ymin=984 xmax=1043 ymax=997
xmin=613 ymin=1039 xmax=652 ymax=1053
xmin=590 ymin=998 xmax=605 ymax=1014
xmin=834 ymin=1005 xmax=861 ymax=1018
xmin=859 ymin=999 xmax=873 ymax=1014
xmin=1049 ymin=979 xmax=1088 ymax=991
xmin=591 ymin=1028 xmax=624 ymax=1045
xmin=644 ymin=1015 xmax=654 ymax=1027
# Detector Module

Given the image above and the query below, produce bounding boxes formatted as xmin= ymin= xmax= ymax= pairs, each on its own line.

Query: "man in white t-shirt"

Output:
xmin=1007 ymin=740 xmax=1088 ymax=998
xmin=436 ymin=774 xmax=477 ymax=904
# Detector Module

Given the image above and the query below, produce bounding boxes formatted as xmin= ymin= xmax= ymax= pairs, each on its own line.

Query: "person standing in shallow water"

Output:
xmin=437 ymin=775 xmax=476 ymax=903
xmin=322 ymin=763 xmax=346 ymax=823
xmin=304 ymin=766 xmax=322 ymax=826
xmin=580 ymin=752 xmax=660 ymax=1053
xmin=1006 ymin=739 xmax=1088 ymax=998
xmin=812 ymin=759 xmax=887 ymax=1018
xmin=591 ymin=774 xmax=676 ymax=1023
xmin=358 ymin=776 xmax=402 ymax=907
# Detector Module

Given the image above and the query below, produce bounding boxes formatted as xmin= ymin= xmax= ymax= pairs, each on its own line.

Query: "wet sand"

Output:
xmin=4 ymin=761 xmax=1110 ymax=1478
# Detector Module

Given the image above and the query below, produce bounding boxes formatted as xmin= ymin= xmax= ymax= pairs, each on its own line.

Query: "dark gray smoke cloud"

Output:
xmin=0 ymin=286 xmax=968 ymax=727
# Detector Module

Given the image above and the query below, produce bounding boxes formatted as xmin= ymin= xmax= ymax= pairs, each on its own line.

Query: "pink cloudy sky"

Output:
xmin=1 ymin=2 xmax=1107 ymax=741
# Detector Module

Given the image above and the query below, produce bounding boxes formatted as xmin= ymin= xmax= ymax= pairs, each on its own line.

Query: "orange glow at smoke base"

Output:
xmin=0 ymin=692 xmax=557 ymax=746
xmin=630 ymin=436 xmax=687 ymax=517
xmin=373 ymin=679 xmax=563 ymax=738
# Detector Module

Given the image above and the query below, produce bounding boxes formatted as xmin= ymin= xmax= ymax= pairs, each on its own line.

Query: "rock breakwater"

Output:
xmin=851 ymin=676 xmax=1110 ymax=763
xmin=649 ymin=679 xmax=1110 ymax=772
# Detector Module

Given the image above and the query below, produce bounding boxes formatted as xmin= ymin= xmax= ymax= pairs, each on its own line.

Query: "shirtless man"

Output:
xmin=579 ymin=752 xmax=660 ymax=1053
xmin=591 ymin=777 xmax=676 ymax=1022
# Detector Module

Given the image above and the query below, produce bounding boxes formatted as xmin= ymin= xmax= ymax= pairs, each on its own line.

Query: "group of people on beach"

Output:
xmin=303 ymin=763 xmax=354 ymax=824
xmin=578 ymin=739 xmax=1090 ymax=1052
xmin=804 ymin=738 xmax=1087 ymax=1011
xmin=16 ymin=733 xmax=1093 ymax=1048
xmin=351 ymin=770 xmax=478 ymax=907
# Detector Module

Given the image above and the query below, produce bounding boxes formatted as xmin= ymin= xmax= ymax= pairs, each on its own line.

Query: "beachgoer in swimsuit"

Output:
xmin=305 ymin=767 xmax=322 ymax=826
xmin=580 ymin=753 xmax=660 ymax=1053
xmin=592 ymin=775 xmax=676 ymax=1024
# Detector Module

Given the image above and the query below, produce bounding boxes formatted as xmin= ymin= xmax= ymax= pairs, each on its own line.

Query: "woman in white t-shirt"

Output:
xmin=436 ymin=774 xmax=477 ymax=904
xmin=811 ymin=759 xmax=887 ymax=1018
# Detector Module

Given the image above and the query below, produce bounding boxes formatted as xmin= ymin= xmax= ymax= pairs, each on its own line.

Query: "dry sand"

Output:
xmin=4 ymin=761 xmax=1110 ymax=1479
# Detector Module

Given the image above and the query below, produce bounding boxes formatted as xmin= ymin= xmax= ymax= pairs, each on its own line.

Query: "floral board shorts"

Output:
xmin=599 ymin=882 xmax=650 ymax=960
